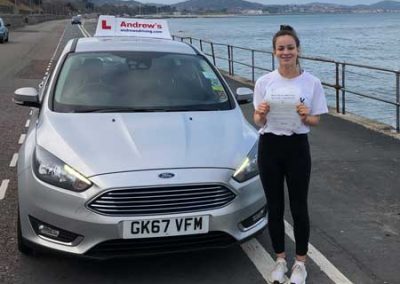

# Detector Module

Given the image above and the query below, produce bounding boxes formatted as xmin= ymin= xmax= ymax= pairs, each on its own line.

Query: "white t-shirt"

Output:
xmin=253 ymin=70 xmax=328 ymax=136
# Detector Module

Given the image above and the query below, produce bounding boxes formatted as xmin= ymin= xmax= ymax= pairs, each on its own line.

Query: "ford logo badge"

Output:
xmin=158 ymin=172 xmax=175 ymax=179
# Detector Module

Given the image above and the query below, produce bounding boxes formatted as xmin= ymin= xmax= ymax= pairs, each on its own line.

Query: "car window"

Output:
xmin=53 ymin=52 xmax=232 ymax=112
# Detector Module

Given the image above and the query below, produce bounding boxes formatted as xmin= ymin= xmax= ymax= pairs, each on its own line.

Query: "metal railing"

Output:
xmin=173 ymin=35 xmax=400 ymax=133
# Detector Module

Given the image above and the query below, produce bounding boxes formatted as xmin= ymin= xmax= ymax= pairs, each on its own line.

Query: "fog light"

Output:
xmin=38 ymin=224 xmax=60 ymax=238
xmin=240 ymin=207 xmax=267 ymax=229
xmin=29 ymin=216 xmax=82 ymax=245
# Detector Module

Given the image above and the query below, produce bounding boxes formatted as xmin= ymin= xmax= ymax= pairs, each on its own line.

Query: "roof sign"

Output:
xmin=94 ymin=15 xmax=172 ymax=40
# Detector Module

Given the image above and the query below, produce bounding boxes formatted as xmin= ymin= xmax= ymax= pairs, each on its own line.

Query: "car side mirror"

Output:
xmin=13 ymin=87 xmax=41 ymax=108
xmin=236 ymin=87 xmax=253 ymax=104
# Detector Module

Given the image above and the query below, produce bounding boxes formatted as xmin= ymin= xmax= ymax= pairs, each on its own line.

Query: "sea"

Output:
xmin=167 ymin=13 xmax=400 ymax=128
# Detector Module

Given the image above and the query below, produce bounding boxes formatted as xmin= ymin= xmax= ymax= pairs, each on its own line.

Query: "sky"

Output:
xmin=135 ymin=0 xmax=384 ymax=5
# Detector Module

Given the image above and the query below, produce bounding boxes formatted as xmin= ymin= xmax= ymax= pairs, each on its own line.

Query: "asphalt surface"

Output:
xmin=0 ymin=19 xmax=398 ymax=284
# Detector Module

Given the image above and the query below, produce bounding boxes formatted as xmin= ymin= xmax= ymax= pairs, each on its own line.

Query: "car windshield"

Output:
xmin=53 ymin=52 xmax=233 ymax=112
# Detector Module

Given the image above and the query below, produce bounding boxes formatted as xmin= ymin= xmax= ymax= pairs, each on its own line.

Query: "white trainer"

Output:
xmin=289 ymin=260 xmax=307 ymax=284
xmin=270 ymin=258 xmax=288 ymax=284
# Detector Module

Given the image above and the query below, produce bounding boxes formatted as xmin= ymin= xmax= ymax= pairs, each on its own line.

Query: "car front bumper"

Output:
xmin=18 ymin=166 xmax=267 ymax=258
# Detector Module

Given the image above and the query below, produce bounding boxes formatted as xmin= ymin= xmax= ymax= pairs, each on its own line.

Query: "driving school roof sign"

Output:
xmin=95 ymin=15 xmax=172 ymax=40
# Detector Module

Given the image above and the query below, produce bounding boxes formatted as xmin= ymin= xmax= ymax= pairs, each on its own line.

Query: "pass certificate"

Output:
xmin=265 ymin=87 xmax=301 ymax=131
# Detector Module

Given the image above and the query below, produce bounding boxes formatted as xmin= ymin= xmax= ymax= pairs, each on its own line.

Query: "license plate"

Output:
xmin=122 ymin=216 xmax=209 ymax=239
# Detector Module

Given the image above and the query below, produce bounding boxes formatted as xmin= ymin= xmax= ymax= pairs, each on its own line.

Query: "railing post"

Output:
xmin=200 ymin=39 xmax=203 ymax=51
xmin=227 ymin=45 xmax=231 ymax=75
xmin=252 ymin=50 xmax=255 ymax=83
xmin=396 ymin=71 xmax=400 ymax=132
xmin=272 ymin=53 xmax=275 ymax=70
xmin=189 ymin=37 xmax=193 ymax=44
xmin=231 ymin=46 xmax=234 ymax=76
xmin=211 ymin=42 xmax=216 ymax=66
xmin=335 ymin=62 xmax=340 ymax=113
xmin=342 ymin=63 xmax=346 ymax=115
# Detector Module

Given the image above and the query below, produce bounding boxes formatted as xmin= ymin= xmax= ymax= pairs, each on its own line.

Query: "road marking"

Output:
xmin=241 ymin=238 xmax=288 ymax=283
xmin=0 ymin=179 xmax=10 ymax=200
xmin=9 ymin=153 xmax=18 ymax=167
xmin=18 ymin=134 xmax=26 ymax=144
xmin=241 ymin=221 xmax=353 ymax=284
xmin=50 ymin=27 xmax=66 ymax=62
xmin=25 ymin=119 xmax=30 ymax=128
xmin=284 ymin=220 xmax=353 ymax=284
xmin=78 ymin=24 xmax=91 ymax=37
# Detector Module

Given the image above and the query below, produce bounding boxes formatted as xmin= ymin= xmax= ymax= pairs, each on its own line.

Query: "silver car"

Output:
xmin=14 ymin=35 xmax=266 ymax=258
xmin=0 ymin=17 xmax=10 ymax=43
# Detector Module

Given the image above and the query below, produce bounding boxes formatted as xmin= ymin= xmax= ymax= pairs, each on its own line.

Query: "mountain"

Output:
xmin=92 ymin=0 xmax=142 ymax=6
xmin=53 ymin=0 xmax=400 ymax=13
xmin=172 ymin=0 xmax=265 ymax=11
xmin=368 ymin=0 xmax=400 ymax=9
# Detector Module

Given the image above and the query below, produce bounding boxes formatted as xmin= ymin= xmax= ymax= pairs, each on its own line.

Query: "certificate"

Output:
xmin=265 ymin=87 xmax=301 ymax=131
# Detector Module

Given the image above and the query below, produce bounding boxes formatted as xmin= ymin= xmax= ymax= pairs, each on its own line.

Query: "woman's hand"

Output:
xmin=254 ymin=102 xmax=270 ymax=127
xmin=297 ymin=104 xmax=321 ymax=126
xmin=255 ymin=102 xmax=270 ymax=117
xmin=297 ymin=104 xmax=310 ymax=123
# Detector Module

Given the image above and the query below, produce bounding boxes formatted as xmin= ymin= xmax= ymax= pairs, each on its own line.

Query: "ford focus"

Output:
xmin=14 ymin=17 xmax=266 ymax=258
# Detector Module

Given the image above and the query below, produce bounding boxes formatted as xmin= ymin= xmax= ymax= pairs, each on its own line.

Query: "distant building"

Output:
xmin=242 ymin=9 xmax=263 ymax=15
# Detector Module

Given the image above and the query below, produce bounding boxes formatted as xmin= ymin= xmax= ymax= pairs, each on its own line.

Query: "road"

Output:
xmin=0 ymin=19 xmax=399 ymax=284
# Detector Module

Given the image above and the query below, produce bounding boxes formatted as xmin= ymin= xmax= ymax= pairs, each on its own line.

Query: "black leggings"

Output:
xmin=258 ymin=133 xmax=311 ymax=256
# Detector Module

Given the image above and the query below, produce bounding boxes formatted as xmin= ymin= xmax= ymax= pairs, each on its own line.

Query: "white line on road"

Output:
xmin=0 ymin=179 xmax=10 ymax=200
xmin=25 ymin=119 xmax=30 ymax=128
xmin=241 ymin=220 xmax=353 ymax=284
xmin=9 ymin=153 xmax=18 ymax=168
xmin=241 ymin=238 xmax=288 ymax=284
xmin=18 ymin=134 xmax=26 ymax=144
xmin=50 ymin=27 xmax=66 ymax=62
xmin=78 ymin=23 xmax=91 ymax=38
xmin=284 ymin=220 xmax=353 ymax=284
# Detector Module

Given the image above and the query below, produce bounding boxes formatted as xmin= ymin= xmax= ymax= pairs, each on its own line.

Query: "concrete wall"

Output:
xmin=0 ymin=14 xmax=66 ymax=29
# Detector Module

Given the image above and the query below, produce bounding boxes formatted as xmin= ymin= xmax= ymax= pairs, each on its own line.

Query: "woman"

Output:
xmin=253 ymin=25 xmax=328 ymax=284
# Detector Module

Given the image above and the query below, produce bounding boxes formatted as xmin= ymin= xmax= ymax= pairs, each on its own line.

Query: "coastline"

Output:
xmin=135 ymin=11 xmax=400 ymax=19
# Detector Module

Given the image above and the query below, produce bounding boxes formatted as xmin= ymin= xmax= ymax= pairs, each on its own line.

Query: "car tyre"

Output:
xmin=5 ymin=34 xmax=9 ymax=42
xmin=0 ymin=38 xmax=3 ymax=44
xmin=17 ymin=211 xmax=35 ymax=256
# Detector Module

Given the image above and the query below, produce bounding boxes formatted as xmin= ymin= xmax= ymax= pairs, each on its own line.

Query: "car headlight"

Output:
xmin=33 ymin=146 xmax=92 ymax=192
xmin=232 ymin=142 xmax=259 ymax=183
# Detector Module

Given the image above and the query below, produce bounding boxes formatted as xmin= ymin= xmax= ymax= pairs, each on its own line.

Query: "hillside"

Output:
xmin=93 ymin=0 xmax=141 ymax=6
xmin=171 ymin=0 xmax=265 ymax=11
xmin=369 ymin=0 xmax=400 ymax=9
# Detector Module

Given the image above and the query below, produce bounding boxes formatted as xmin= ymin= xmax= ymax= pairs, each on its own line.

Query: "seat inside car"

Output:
xmin=80 ymin=58 xmax=104 ymax=85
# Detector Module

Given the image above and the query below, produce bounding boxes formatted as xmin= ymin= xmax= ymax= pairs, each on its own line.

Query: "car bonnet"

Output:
xmin=36 ymin=109 xmax=258 ymax=177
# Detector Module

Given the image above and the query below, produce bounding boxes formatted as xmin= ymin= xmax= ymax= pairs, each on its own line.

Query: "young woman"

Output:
xmin=253 ymin=25 xmax=328 ymax=284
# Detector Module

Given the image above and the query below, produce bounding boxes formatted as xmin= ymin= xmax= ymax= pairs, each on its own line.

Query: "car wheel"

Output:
xmin=5 ymin=34 xmax=9 ymax=42
xmin=17 ymin=211 xmax=35 ymax=256
xmin=0 ymin=38 xmax=3 ymax=44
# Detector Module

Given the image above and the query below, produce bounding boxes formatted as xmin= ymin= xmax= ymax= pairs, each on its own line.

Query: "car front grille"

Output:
xmin=88 ymin=184 xmax=236 ymax=216
xmin=84 ymin=231 xmax=237 ymax=258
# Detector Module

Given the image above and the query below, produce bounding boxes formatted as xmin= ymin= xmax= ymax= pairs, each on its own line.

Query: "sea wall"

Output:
xmin=0 ymin=14 xmax=65 ymax=29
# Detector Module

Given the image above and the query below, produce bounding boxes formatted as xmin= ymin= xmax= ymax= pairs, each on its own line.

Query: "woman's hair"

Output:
xmin=272 ymin=25 xmax=300 ymax=50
